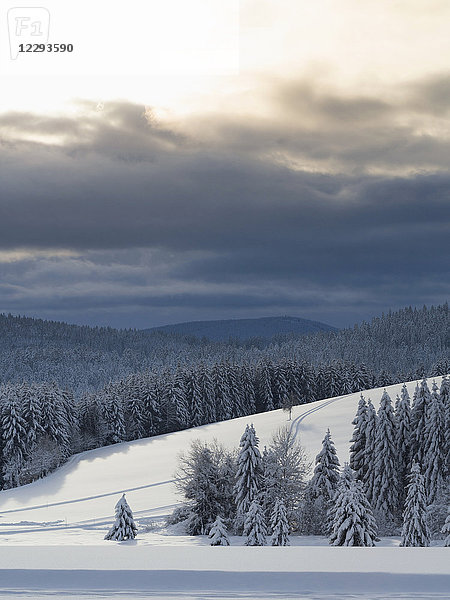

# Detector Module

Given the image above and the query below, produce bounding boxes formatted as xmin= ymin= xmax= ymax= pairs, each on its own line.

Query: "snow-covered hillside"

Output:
xmin=0 ymin=377 xmax=444 ymax=531
xmin=0 ymin=376 xmax=448 ymax=598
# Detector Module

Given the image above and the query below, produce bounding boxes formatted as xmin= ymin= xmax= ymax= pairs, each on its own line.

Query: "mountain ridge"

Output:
xmin=145 ymin=315 xmax=338 ymax=341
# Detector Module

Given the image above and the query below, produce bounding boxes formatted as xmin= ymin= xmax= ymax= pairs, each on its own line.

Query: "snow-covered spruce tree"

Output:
xmin=126 ymin=395 xmax=146 ymax=441
xmin=427 ymin=479 xmax=450 ymax=540
xmin=310 ymin=429 xmax=341 ymax=501
xmin=270 ymin=498 xmax=290 ymax=546
xmin=362 ymin=399 xmax=377 ymax=506
xmin=303 ymin=429 xmax=340 ymax=535
xmin=442 ymin=509 xmax=450 ymax=547
xmin=440 ymin=376 xmax=450 ymax=479
xmin=234 ymin=424 xmax=263 ymax=532
xmin=326 ymin=464 xmax=353 ymax=538
xmin=395 ymin=385 xmax=411 ymax=509
xmin=373 ymin=391 xmax=399 ymax=532
xmin=328 ymin=471 xmax=377 ymax=547
xmin=21 ymin=383 xmax=44 ymax=450
xmin=198 ymin=363 xmax=216 ymax=425
xmin=1 ymin=392 xmax=28 ymax=488
xmin=400 ymin=462 xmax=430 ymax=547
xmin=101 ymin=387 xmax=126 ymax=445
xmin=410 ymin=379 xmax=431 ymax=465
xmin=213 ymin=363 xmax=232 ymax=422
xmin=187 ymin=369 xmax=205 ymax=428
xmin=261 ymin=445 xmax=279 ymax=522
xmin=422 ymin=381 xmax=445 ymax=504
xmin=256 ymin=362 xmax=275 ymax=412
xmin=209 ymin=515 xmax=230 ymax=546
xmin=349 ymin=395 xmax=368 ymax=482
xmin=244 ymin=499 xmax=267 ymax=546
xmin=104 ymin=494 xmax=138 ymax=541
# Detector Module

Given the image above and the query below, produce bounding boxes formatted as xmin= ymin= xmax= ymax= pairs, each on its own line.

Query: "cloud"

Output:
xmin=0 ymin=77 xmax=448 ymax=328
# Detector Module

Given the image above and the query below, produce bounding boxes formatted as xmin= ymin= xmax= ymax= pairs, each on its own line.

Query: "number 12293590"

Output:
xmin=18 ymin=43 xmax=74 ymax=53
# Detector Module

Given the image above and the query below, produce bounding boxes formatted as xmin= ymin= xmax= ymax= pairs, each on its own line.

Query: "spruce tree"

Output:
xmin=310 ymin=429 xmax=341 ymax=501
xmin=104 ymin=494 xmax=138 ymax=541
xmin=257 ymin=363 xmax=275 ymax=412
xmin=305 ymin=429 xmax=340 ymax=535
xmin=270 ymin=498 xmax=290 ymax=546
xmin=209 ymin=515 xmax=230 ymax=546
xmin=442 ymin=509 xmax=450 ymax=547
xmin=328 ymin=472 xmax=377 ymax=547
xmin=198 ymin=363 xmax=216 ymax=424
xmin=400 ymin=462 xmax=430 ymax=547
xmin=234 ymin=424 xmax=263 ymax=530
xmin=1 ymin=393 xmax=28 ymax=488
xmin=410 ymin=379 xmax=431 ymax=464
xmin=362 ymin=399 xmax=377 ymax=505
xmin=423 ymin=381 xmax=445 ymax=504
xmin=244 ymin=499 xmax=267 ymax=546
xmin=349 ymin=395 xmax=368 ymax=482
xmin=395 ymin=385 xmax=411 ymax=509
xmin=188 ymin=369 xmax=204 ymax=427
xmin=373 ymin=391 xmax=399 ymax=530
xmin=439 ymin=376 xmax=449 ymax=479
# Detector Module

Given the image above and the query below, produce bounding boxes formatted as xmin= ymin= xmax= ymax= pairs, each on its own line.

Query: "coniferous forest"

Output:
xmin=172 ymin=377 xmax=449 ymax=545
xmin=0 ymin=303 xmax=448 ymax=490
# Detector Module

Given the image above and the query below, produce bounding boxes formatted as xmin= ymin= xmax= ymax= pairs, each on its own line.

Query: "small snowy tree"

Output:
xmin=400 ymin=463 xmax=430 ymax=547
xmin=209 ymin=515 xmax=230 ymax=546
xmin=328 ymin=473 xmax=377 ymax=547
xmin=244 ymin=499 xmax=267 ymax=546
xmin=104 ymin=494 xmax=138 ymax=541
xmin=442 ymin=510 xmax=450 ymax=547
xmin=270 ymin=498 xmax=290 ymax=546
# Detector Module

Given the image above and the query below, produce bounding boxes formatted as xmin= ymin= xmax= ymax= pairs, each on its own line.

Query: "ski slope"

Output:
xmin=0 ymin=377 xmax=448 ymax=598
xmin=0 ymin=377 xmax=444 ymax=531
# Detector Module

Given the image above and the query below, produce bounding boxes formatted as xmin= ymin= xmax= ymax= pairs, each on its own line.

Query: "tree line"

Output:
xmin=0 ymin=303 xmax=447 ymax=395
xmin=171 ymin=377 xmax=449 ymax=546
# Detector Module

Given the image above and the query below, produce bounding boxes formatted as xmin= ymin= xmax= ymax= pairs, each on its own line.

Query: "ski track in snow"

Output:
xmin=0 ymin=479 xmax=178 ymax=515
xmin=0 ymin=389 xmax=348 ymax=533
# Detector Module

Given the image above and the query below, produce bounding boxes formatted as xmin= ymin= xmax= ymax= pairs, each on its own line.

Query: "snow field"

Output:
xmin=0 ymin=377 xmax=448 ymax=598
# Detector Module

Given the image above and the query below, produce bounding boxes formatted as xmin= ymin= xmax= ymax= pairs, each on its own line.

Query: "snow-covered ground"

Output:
xmin=0 ymin=376 xmax=448 ymax=598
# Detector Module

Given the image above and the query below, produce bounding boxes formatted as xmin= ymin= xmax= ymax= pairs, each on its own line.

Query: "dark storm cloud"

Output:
xmin=0 ymin=78 xmax=448 ymax=328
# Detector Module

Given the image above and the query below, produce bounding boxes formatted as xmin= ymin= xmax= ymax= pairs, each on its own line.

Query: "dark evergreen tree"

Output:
xmin=270 ymin=498 xmax=290 ymax=546
xmin=422 ymin=381 xmax=445 ymax=504
xmin=234 ymin=424 xmax=263 ymax=530
xmin=410 ymin=379 xmax=431 ymax=464
xmin=329 ymin=472 xmax=377 ymax=547
xmin=400 ymin=462 xmax=430 ymax=547
xmin=244 ymin=499 xmax=267 ymax=546
xmin=373 ymin=390 xmax=399 ymax=531
xmin=349 ymin=395 xmax=368 ymax=481
xmin=395 ymin=385 xmax=411 ymax=510
xmin=362 ymin=399 xmax=377 ymax=505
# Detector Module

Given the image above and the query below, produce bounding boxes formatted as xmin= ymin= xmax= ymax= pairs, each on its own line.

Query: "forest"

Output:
xmin=0 ymin=303 xmax=448 ymax=489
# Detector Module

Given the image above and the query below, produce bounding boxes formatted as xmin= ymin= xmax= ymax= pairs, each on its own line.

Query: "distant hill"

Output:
xmin=146 ymin=316 xmax=338 ymax=341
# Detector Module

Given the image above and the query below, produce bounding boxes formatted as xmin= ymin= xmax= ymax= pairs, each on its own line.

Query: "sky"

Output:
xmin=0 ymin=0 xmax=449 ymax=329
